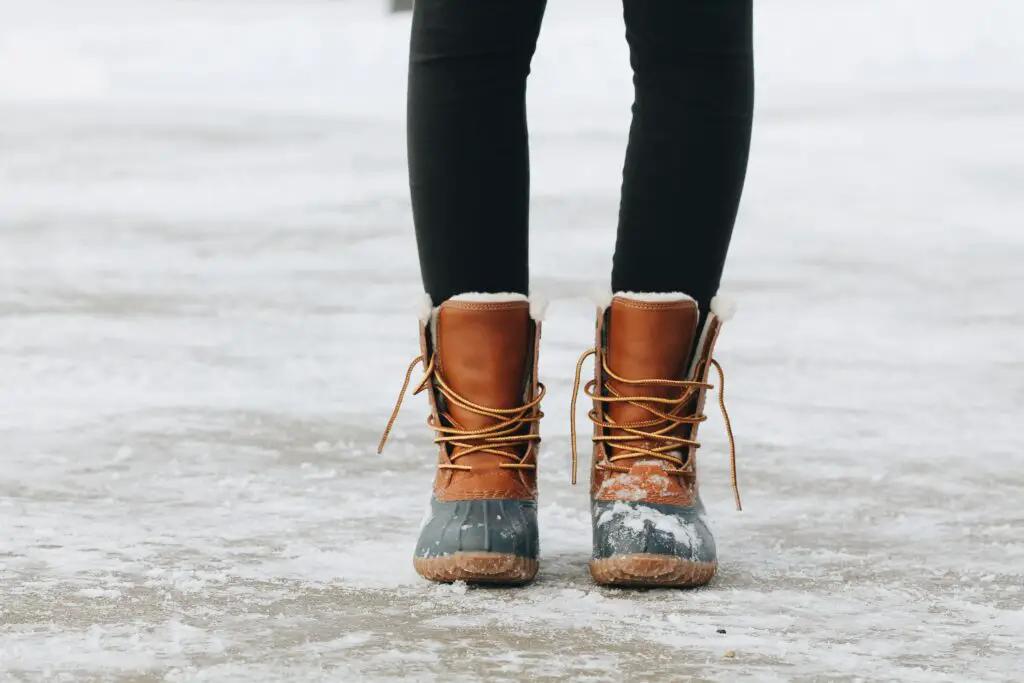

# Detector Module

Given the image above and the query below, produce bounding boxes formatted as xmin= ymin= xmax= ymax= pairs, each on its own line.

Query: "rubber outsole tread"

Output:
xmin=414 ymin=552 xmax=538 ymax=585
xmin=590 ymin=554 xmax=717 ymax=587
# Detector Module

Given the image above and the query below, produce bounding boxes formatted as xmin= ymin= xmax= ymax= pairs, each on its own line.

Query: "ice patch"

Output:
xmin=75 ymin=588 xmax=122 ymax=599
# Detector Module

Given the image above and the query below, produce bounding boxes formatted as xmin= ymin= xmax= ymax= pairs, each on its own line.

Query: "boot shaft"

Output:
xmin=583 ymin=293 xmax=737 ymax=588
xmin=590 ymin=293 xmax=728 ymax=505
xmin=419 ymin=295 xmax=544 ymax=502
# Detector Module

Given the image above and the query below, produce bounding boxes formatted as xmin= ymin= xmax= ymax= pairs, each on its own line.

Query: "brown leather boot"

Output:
xmin=570 ymin=292 xmax=741 ymax=587
xmin=380 ymin=293 xmax=545 ymax=584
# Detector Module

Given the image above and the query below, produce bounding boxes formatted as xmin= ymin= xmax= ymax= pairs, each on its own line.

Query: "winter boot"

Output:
xmin=379 ymin=293 xmax=545 ymax=584
xmin=570 ymin=292 xmax=741 ymax=587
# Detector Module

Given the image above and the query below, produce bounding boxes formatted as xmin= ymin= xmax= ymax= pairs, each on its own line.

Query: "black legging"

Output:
xmin=408 ymin=0 xmax=753 ymax=311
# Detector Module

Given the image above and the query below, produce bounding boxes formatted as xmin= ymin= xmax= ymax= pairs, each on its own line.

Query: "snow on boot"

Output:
xmin=380 ymin=293 xmax=545 ymax=584
xmin=569 ymin=292 xmax=741 ymax=587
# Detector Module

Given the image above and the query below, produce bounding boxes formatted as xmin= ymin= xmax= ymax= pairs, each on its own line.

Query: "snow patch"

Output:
xmin=75 ymin=588 xmax=122 ymax=599
xmin=0 ymin=36 xmax=108 ymax=102
xmin=596 ymin=472 xmax=673 ymax=500
xmin=596 ymin=502 xmax=703 ymax=553
xmin=435 ymin=580 xmax=468 ymax=597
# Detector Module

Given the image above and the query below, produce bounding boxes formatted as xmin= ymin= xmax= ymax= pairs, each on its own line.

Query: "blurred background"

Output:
xmin=1 ymin=0 xmax=1022 ymax=680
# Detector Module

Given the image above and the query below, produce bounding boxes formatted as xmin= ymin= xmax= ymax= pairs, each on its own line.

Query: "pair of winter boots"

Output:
xmin=378 ymin=292 xmax=740 ymax=587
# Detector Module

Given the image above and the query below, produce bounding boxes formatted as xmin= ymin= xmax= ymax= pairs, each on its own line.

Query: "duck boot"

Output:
xmin=571 ymin=292 xmax=741 ymax=588
xmin=380 ymin=293 xmax=546 ymax=584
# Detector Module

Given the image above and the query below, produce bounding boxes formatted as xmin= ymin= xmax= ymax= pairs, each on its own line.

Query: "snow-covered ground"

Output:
xmin=2 ymin=0 xmax=1022 ymax=680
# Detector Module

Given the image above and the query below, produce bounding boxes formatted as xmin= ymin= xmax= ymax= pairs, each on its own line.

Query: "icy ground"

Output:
xmin=1 ymin=0 xmax=1023 ymax=680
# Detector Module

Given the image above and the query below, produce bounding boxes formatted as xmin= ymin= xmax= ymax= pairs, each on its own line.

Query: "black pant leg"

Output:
xmin=408 ymin=0 xmax=547 ymax=304
xmin=612 ymin=0 xmax=754 ymax=311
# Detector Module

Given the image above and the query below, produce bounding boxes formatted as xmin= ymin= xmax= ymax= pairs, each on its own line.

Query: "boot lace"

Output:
xmin=378 ymin=355 xmax=545 ymax=471
xmin=570 ymin=348 xmax=742 ymax=511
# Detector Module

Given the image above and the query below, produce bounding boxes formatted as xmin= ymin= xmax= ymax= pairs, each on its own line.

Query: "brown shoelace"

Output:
xmin=570 ymin=348 xmax=742 ymax=511
xmin=378 ymin=355 xmax=545 ymax=471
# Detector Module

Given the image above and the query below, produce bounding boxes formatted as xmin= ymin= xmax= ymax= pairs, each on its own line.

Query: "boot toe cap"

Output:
xmin=416 ymin=498 xmax=539 ymax=560
xmin=591 ymin=499 xmax=716 ymax=564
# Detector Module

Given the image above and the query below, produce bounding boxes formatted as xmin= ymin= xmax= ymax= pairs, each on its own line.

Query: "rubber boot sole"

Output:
xmin=590 ymin=554 xmax=717 ymax=588
xmin=414 ymin=552 xmax=538 ymax=585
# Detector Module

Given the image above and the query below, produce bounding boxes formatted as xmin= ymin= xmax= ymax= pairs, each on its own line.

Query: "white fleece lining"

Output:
xmin=685 ymin=296 xmax=737 ymax=377
xmin=592 ymin=289 xmax=738 ymax=321
xmin=710 ymin=294 xmax=737 ymax=322
xmin=593 ymin=289 xmax=700 ymax=310
xmin=449 ymin=292 xmax=529 ymax=304
xmin=589 ymin=286 xmax=614 ymax=311
xmin=594 ymin=290 xmax=736 ymax=378
xmin=687 ymin=317 xmax=715 ymax=379
xmin=420 ymin=290 xmax=732 ymax=325
xmin=528 ymin=293 xmax=548 ymax=322
xmin=416 ymin=293 xmax=434 ymax=324
xmin=614 ymin=291 xmax=698 ymax=305
xmin=419 ymin=291 xmax=546 ymax=322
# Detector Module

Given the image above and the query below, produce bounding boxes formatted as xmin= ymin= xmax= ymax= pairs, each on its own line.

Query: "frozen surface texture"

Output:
xmin=1 ymin=0 xmax=1022 ymax=680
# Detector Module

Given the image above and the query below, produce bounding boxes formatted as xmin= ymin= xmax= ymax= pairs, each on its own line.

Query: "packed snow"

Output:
xmin=595 ymin=501 xmax=706 ymax=557
xmin=1 ymin=0 xmax=1022 ymax=680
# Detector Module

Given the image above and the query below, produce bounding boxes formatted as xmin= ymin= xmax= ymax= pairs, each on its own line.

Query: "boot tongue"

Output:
xmin=436 ymin=298 xmax=531 ymax=434
xmin=605 ymin=294 xmax=699 ymax=458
